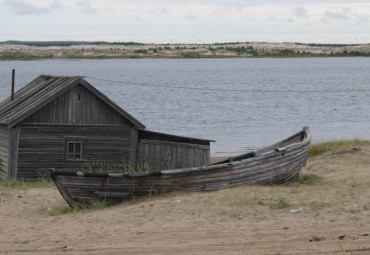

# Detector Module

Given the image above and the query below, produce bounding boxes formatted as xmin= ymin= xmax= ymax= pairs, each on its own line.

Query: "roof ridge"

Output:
xmin=38 ymin=74 xmax=83 ymax=79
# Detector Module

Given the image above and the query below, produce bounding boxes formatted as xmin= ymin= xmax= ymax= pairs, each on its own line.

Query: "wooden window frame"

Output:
xmin=66 ymin=140 xmax=84 ymax=161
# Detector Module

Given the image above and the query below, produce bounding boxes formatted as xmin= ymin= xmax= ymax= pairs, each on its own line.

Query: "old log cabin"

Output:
xmin=0 ymin=75 xmax=212 ymax=180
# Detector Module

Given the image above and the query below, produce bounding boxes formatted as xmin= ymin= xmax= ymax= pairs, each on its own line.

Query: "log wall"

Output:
xmin=137 ymin=139 xmax=210 ymax=170
xmin=16 ymin=125 xmax=133 ymax=180
xmin=0 ymin=125 xmax=9 ymax=179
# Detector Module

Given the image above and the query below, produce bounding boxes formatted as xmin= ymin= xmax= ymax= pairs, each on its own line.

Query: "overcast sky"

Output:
xmin=1 ymin=0 xmax=369 ymax=43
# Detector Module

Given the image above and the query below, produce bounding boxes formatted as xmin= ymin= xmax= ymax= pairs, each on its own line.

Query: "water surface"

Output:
xmin=1 ymin=58 xmax=369 ymax=155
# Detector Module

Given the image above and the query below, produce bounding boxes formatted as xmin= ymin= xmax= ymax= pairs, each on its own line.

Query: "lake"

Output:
xmin=1 ymin=57 xmax=370 ymax=155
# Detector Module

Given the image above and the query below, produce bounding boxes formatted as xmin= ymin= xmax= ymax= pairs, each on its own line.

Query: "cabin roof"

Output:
xmin=0 ymin=75 xmax=145 ymax=128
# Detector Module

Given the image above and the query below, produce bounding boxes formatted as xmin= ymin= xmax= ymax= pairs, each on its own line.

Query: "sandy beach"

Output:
xmin=1 ymin=146 xmax=370 ymax=254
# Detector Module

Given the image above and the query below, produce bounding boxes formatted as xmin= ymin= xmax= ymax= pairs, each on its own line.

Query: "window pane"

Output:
xmin=75 ymin=143 xmax=81 ymax=153
xmin=68 ymin=142 xmax=74 ymax=153
xmin=66 ymin=141 xmax=83 ymax=160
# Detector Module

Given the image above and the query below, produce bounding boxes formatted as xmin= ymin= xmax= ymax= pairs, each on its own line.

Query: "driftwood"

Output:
xmin=51 ymin=127 xmax=311 ymax=207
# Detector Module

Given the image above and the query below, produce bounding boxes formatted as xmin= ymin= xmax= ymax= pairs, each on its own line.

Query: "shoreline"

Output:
xmin=1 ymin=42 xmax=369 ymax=60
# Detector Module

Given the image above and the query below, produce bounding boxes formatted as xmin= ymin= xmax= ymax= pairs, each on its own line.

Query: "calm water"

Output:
xmin=1 ymin=58 xmax=370 ymax=155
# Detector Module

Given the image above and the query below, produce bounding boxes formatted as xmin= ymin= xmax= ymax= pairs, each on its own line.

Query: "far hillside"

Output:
xmin=1 ymin=41 xmax=370 ymax=59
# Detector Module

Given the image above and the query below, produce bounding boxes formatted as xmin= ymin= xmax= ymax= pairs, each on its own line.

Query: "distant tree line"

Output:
xmin=0 ymin=40 xmax=145 ymax=47
xmin=214 ymin=42 xmax=253 ymax=45
xmin=294 ymin=43 xmax=361 ymax=47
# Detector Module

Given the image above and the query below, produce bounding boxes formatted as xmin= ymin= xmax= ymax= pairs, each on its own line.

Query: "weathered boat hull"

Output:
xmin=51 ymin=127 xmax=311 ymax=207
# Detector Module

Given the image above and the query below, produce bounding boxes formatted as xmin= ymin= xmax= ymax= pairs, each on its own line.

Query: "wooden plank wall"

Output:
xmin=129 ymin=129 xmax=138 ymax=164
xmin=16 ymin=125 xmax=132 ymax=179
xmin=8 ymin=127 xmax=20 ymax=179
xmin=20 ymin=84 xmax=132 ymax=126
xmin=0 ymin=125 xmax=9 ymax=179
xmin=137 ymin=139 xmax=210 ymax=170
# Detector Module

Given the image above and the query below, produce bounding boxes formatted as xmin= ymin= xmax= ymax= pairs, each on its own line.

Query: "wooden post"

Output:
xmin=11 ymin=69 xmax=15 ymax=101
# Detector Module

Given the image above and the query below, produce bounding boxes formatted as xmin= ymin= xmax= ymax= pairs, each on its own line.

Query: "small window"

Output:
xmin=66 ymin=141 xmax=83 ymax=160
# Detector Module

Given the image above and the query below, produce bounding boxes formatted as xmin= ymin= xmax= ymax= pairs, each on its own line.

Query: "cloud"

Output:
xmin=324 ymin=8 xmax=350 ymax=20
xmin=5 ymin=0 xmax=51 ymax=15
xmin=294 ymin=7 xmax=308 ymax=18
xmin=76 ymin=0 xmax=97 ymax=14
xmin=51 ymin=1 xmax=63 ymax=9
xmin=184 ymin=14 xmax=197 ymax=22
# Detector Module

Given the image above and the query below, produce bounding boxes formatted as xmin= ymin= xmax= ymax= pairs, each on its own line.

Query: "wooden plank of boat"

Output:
xmin=50 ymin=127 xmax=311 ymax=208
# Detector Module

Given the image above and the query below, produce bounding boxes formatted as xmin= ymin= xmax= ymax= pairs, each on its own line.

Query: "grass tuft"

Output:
xmin=309 ymin=139 xmax=370 ymax=157
xmin=268 ymin=198 xmax=291 ymax=209
xmin=48 ymin=199 xmax=111 ymax=216
xmin=294 ymin=174 xmax=323 ymax=185
xmin=310 ymin=201 xmax=331 ymax=210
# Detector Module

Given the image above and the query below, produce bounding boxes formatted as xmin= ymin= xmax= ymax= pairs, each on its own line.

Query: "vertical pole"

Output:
xmin=11 ymin=69 xmax=15 ymax=101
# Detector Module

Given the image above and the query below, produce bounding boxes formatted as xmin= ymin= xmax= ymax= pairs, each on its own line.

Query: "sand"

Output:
xmin=1 ymin=147 xmax=370 ymax=254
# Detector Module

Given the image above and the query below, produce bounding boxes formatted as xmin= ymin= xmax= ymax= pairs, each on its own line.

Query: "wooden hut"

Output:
xmin=0 ymin=75 xmax=212 ymax=180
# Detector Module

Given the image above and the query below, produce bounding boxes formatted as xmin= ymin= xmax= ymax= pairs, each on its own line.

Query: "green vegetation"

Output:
xmin=77 ymin=160 xmax=154 ymax=174
xmin=208 ymin=46 xmax=216 ymax=52
xmin=293 ymin=173 xmax=322 ymax=185
xmin=267 ymin=198 xmax=291 ymax=209
xmin=308 ymin=139 xmax=370 ymax=157
xmin=48 ymin=199 xmax=111 ymax=216
xmin=182 ymin=52 xmax=200 ymax=58
xmin=295 ymin=42 xmax=361 ymax=47
xmin=279 ymin=49 xmax=295 ymax=55
xmin=340 ymin=50 xmax=370 ymax=56
xmin=0 ymin=50 xmax=51 ymax=60
xmin=134 ymin=49 xmax=148 ymax=54
xmin=0 ymin=178 xmax=54 ymax=189
xmin=309 ymin=200 xmax=331 ymax=210
xmin=214 ymin=41 xmax=250 ymax=45
xmin=0 ymin=40 xmax=144 ymax=47
xmin=1 ymin=41 xmax=369 ymax=59
xmin=224 ymin=46 xmax=258 ymax=56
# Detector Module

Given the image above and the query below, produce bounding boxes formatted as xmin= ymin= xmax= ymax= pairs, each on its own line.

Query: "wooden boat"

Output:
xmin=51 ymin=127 xmax=311 ymax=207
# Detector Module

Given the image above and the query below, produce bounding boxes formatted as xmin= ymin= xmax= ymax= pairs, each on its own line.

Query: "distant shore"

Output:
xmin=1 ymin=41 xmax=369 ymax=60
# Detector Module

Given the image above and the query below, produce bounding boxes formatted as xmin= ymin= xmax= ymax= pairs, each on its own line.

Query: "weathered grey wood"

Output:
xmin=0 ymin=75 xmax=212 ymax=180
xmin=137 ymin=140 xmax=210 ymax=170
xmin=0 ymin=125 xmax=9 ymax=179
xmin=51 ymin=127 xmax=311 ymax=208
xmin=16 ymin=125 xmax=132 ymax=179
xmin=136 ymin=129 xmax=212 ymax=170
xmin=20 ymin=84 xmax=134 ymax=126
xmin=95 ymin=191 xmax=130 ymax=198
xmin=8 ymin=127 xmax=20 ymax=179
xmin=129 ymin=128 xmax=138 ymax=164
xmin=0 ymin=76 xmax=145 ymax=129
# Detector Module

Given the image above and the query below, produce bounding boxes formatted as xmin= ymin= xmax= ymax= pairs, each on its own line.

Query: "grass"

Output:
xmin=48 ymin=199 xmax=112 ymax=216
xmin=78 ymin=159 xmax=155 ymax=174
xmin=267 ymin=198 xmax=291 ymax=209
xmin=0 ymin=178 xmax=54 ymax=189
xmin=293 ymin=173 xmax=322 ymax=185
xmin=309 ymin=200 xmax=331 ymax=210
xmin=308 ymin=139 xmax=370 ymax=157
